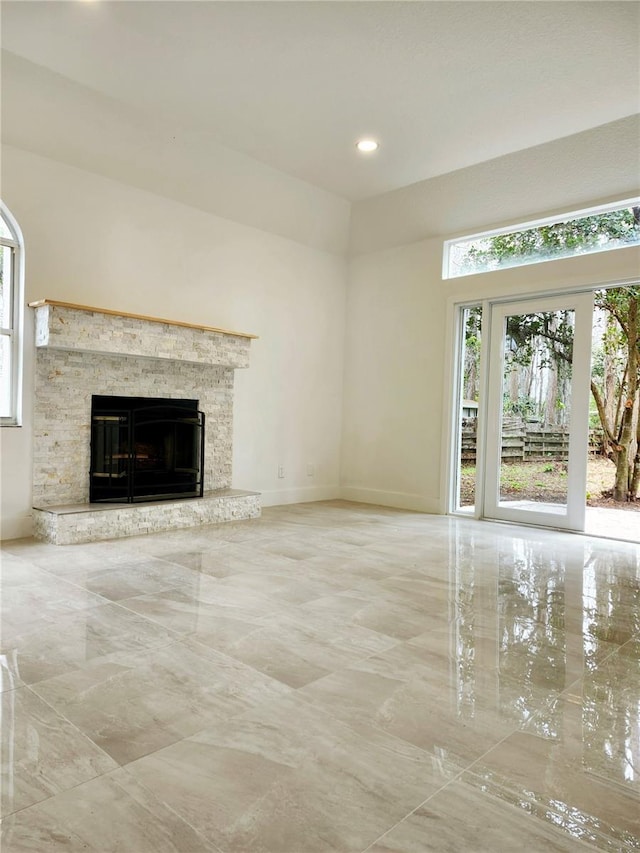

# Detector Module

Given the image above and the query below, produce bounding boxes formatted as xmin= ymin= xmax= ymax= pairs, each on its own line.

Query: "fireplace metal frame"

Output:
xmin=89 ymin=396 xmax=205 ymax=504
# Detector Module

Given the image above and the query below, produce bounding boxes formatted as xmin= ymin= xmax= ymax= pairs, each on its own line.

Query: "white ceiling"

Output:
xmin=2 ymin=1 xmax=639 ymax=201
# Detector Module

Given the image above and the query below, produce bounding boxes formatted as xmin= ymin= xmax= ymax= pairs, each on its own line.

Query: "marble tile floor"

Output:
xmin=1 ymin=500 xmax=639 ymax=852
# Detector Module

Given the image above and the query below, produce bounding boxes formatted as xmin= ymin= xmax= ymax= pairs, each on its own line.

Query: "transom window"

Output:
xmin=444 ymin=199 xmax=640 ymax=279
xmin=1 ymin=203 xmax=24 ymax=426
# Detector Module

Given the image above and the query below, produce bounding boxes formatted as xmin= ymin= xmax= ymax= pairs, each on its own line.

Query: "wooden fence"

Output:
xmin=461 ymin=416 xmax=603 ymax=463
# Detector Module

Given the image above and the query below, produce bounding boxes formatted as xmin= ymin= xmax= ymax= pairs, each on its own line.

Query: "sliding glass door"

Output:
xmin=482 ymin=293 xmax=593 ymax=531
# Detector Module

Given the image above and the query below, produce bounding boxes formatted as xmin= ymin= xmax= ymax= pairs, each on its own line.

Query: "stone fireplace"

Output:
xmin=30 ymin=300 xmax=261 ymax=544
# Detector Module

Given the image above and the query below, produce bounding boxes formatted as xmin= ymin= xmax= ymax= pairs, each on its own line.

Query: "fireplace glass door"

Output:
xmin=90 ymin=396 xmax=205 ymax=503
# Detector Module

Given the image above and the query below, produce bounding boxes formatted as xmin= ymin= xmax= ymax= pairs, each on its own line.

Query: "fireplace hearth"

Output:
xmin=90 ymin=395 xmax=205 ymax=503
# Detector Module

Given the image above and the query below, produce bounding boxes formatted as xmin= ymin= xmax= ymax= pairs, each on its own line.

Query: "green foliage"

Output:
xmin=505 ymin=310 xmax=574 ymax=369
xmin=465 ymin=307 xmax=482 ymax=340
xmin=462 ymin=306 xmax=483 ymax=402
xmin=460 ymin=207 xmax=640 ymax=274
xmin=596 ymin=290 xmax=639 ymax=338
xmin=458 ymin=211 xmax=640 ymax=499
xmin=503 ymin=393 xmax=536 ymax=418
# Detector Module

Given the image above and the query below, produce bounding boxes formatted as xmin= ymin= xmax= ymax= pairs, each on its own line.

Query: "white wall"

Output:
xmin=341 ymin=238 xmax=446 ymax=512
xmin=0 ymin=146 xmax=348 ymax=538
xmin=342 ymin=235 xmax=640 ymax=515
xmin=2 ymin=53 xmax=351 ymax=256
xmin=341 ymin=114 xmax=640 ymax=515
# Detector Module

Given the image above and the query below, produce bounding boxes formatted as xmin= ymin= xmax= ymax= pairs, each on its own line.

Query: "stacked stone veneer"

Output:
xmin=34 ymin=350 xmax=235 ymax=506
xmin=33 ymin=491 xmax=262 ymax=546
xmin=34 ymin=303 xmax=251 ymax=369
xmin=31 ymin=302 xmax=259 ymax=542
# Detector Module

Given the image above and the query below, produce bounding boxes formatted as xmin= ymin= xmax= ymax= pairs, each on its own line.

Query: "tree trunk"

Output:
xmin=590 ymin=378 xmax=618 ymax=459
xmin=631 ymin=402 xmax=640 ymax=499
xmin=613 ymin=297 xmax=638 ymax=501
xmin=603 ymin=339 xmax=618 ymax=455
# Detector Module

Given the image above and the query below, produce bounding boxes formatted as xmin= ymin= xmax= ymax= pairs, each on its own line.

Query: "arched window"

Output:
xmin=0 ymin=203 xmax=24 ymax=426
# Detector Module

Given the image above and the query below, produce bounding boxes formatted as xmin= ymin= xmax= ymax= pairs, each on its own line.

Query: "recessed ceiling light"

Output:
xmin=356 ymin=139 xmax=379 ymax=153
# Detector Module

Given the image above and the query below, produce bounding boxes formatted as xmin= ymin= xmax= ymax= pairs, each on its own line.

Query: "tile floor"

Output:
xmin=1 ymin=501 xmax=638 ymax=852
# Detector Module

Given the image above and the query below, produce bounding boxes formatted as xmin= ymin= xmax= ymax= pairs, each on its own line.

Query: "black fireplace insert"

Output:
xmin=90 ymin=395 xmax=205 ymax=503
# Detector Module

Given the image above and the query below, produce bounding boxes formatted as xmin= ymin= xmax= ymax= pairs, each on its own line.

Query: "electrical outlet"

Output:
xmin=278 ymin=465 xmax=285 ymax=479
xmin=306 ymin=464 xmax=315 ymax=477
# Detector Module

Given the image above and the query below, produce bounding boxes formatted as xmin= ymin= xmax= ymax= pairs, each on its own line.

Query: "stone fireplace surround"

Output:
xmin=30 ymin=300 xmax=261 ymax=544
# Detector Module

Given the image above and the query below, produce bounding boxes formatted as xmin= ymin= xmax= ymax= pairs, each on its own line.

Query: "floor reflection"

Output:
xmin=582 ymin=548 xmax=640 ymax=793
xmin=1 ymin=506 xmax=639 ymax=851
xmin=451 ymin=526 xmax=640 ymax=847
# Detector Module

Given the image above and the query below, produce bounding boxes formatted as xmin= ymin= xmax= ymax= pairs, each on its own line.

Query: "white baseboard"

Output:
xmin=339 ymin=486 xmax=441 ymax=514
xmin=1 ymin=513 xmax=34 ymax=541
xmin=260 ymin=485 xmax=341 ymax=507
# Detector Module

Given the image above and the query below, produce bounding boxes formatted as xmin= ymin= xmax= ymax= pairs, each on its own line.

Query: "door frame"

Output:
xmin=444 ymin=279 xmax=639 ymax=533
xmin=482 ymin=292 xmax=593 ymax=531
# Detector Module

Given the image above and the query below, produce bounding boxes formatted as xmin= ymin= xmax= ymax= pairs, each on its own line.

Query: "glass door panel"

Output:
xmin=483 ymin=293 xmax=593 ymax=531
xmin=455 ymin=305 xmax=482 ymax=513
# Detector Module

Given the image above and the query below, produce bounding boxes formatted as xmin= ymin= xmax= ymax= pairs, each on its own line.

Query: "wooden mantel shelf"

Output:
xmin=28 ymin=299 xmax=258 ymax=340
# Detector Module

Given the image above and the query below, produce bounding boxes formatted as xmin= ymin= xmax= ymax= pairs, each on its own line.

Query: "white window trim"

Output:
xmin=443 ymin=196 xmax=640 ymax=280
xmin=1 ymin=202 xmax=25 ymax=427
